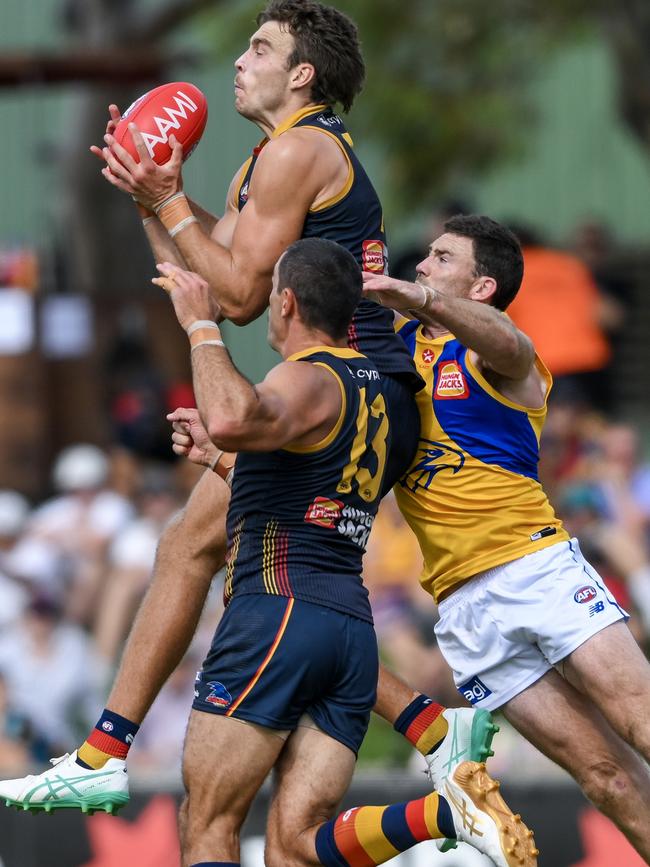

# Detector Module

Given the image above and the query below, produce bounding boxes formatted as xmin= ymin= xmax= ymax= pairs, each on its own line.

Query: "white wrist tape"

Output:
xmin=187 ymin=320 xmax=220 ymax=336
xmin=154 ymin=191 xmax=186 ymax=217
xmin=190 ymin=339 xmax=225 ymax=352
xmin=170 ymin=215 xmax=199 ymax=237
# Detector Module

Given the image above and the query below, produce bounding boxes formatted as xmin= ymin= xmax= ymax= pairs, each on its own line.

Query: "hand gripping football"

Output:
xmin=113 ymin=82 xmax=208 ymax=165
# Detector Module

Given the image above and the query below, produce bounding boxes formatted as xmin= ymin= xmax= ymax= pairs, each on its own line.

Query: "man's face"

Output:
xmin=234 ymin=21 xmax=298 ymax=120
xmin=415 ymin=233 xmax=478 ymax=299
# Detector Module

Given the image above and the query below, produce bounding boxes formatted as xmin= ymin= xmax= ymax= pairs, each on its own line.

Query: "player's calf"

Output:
xmin=312 ymin=761 xmax=537 ymax=867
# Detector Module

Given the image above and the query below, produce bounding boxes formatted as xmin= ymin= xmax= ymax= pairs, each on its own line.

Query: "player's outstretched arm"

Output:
xmin=363 ymin=272 xmax=535 ymax=380
xmin=104 ymin=127 xmax=332 ymax=325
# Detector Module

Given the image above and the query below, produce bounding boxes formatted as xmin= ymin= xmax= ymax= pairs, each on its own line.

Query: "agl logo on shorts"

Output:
xmin=458 ymin=675 xmax=492 ymax=705
xmin=574 ymin=585 xmax=597 ymax=604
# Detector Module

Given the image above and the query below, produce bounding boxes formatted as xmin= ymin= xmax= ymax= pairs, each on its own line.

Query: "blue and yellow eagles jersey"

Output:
xmin=223 ymin=347 xmax=390 ymax=623
xmin=394 ymin=320 xmax=569 ymax=602
xmin=234 ymin=104 xmax=419 ymax=386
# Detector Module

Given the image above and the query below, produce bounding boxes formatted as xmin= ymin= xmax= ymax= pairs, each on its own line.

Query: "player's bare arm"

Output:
xmin=155 ymin=263 xmax=343 ymax=452
xmin=363 ymin=272 xmax=535 ymax=376
xmin=196 ymin=360 xmax=343 ymax=453
xmin=137 ymin=170 xmax=240 ymax=273
xmin=101 ymin=124 xmax=345 ymax=324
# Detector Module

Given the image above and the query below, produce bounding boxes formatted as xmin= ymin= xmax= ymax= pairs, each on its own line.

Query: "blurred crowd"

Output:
xmin=0 ymin=214 xmax=648 ymax=783
xmin=0 ymin=444 xmax=222 ymax=781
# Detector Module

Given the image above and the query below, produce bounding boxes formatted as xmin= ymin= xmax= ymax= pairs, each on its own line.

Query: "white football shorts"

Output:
xmin=434 ymin=539 xmax=627 ymax=711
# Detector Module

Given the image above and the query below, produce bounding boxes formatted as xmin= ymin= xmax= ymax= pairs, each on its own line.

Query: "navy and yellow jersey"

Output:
xmin=234 ymin=104 xmax=418 ymax=385
xmin=223 ymin=347 xmax=390 ymax=623
xmin=394 ymin=319 xmax=569 ymax=602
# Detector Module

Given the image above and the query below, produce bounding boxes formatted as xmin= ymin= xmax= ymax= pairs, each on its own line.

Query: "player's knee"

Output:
xmin=580 ymin=758 xmax=632 ymax=813
xmin=265 ymin=822 xmax=320 ymax=867
xmin=181 ymin=794 xmax=242 ymax=848
xmin=265 ymin=841 xmax=313 ymax=867
xmin=178 ymin=797 xmax=190 ymax=848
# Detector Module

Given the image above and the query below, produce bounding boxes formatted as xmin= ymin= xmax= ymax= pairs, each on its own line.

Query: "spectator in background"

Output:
xmin=555 ymin=421 xmax=650 ymax=642
xmin=0 ymin=674 xmax=30 ymax=775
xmin=0 ymin=491 xmax=31 ymax=629
xmin=0 ymin=595 xmax=103 ymax=761
xmin=28 ymin=444 xmax=134 ymax=625
xmin=0 ymin=487 xmax=70 ymax=612
xmin=93 ymin=466 xmax=182 ymax=664
xmin=506 ymin=224 xmax=623 ymax=412
xmin=571 ymin=219 xmax=633 ymax=309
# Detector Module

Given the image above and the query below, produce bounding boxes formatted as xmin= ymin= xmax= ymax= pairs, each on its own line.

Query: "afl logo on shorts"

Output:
xmin=574 ymin=585 xmax=597 ymax=604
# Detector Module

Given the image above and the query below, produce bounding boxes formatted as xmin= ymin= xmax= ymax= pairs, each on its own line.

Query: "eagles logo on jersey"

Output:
xmin=401 ymin=440 xmax=465 ymax=493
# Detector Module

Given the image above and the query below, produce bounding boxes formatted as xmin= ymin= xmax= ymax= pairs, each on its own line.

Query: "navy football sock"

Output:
xmin=77 ymin=709 xmax=140 ymax=769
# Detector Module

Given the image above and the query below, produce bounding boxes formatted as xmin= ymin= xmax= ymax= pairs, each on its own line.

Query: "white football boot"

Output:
xmin=425 ymin=707 xmax=499 ymax=851
xmin=0 ymin=750 xmax=129 ymax=815
xmin=444 ymin=761 xmax=539 ymax=867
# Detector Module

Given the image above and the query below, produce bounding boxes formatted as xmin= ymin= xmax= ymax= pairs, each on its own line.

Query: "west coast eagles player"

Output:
xmin=364 ymin=213 xmax=650 ymax=862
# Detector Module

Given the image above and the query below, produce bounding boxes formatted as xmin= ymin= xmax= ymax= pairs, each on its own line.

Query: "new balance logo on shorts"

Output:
xmin=589 ymin=601 xmax=605 ymax=617
xmin=458 ymin=676 xmax=492 ymax=705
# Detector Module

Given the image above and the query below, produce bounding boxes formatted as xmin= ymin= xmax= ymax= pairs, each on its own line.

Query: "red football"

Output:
xmin=113 ymin=82 xmax=208 ymax=165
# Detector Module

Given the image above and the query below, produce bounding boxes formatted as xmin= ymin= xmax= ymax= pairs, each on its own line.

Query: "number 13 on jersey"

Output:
xmin=337 ymin=389 xmax=389 ymax=503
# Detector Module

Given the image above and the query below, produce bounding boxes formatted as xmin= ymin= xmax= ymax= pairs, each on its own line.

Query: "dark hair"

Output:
xmin=257 ymin=0 xmax=365 ymax=112
xmin=277 ymin=238 xmax=362 ymax=339
xmin=444 ymin=214 xmax=524 ymax=310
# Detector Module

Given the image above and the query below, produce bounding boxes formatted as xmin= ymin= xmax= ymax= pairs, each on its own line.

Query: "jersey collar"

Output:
xmin=288 ymin=345 xmax=364 ymax=362
xmin=271 ymin=104 xmax=329 ymax=139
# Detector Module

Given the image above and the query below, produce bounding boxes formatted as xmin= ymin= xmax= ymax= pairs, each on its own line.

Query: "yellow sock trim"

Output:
xmin=77 ymin=741 xmax=111 ymax=769
xmin=423 ymin=793 xmax=443 ymax=838
xmin=415 ymin=715 xmax=449 ymax=755
xmin=354 ymin=806 xmax=400 ymax=864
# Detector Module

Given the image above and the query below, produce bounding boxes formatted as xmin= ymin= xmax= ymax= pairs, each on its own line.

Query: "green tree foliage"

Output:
xmin=203 ymin=0 xmax=648 ymax=213
xmin=204 ymin=0 xmax=593 ymax=210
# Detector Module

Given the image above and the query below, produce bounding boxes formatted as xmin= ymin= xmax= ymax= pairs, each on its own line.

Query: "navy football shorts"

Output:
xmin=193 ymin=594 xmax=378 ymax=755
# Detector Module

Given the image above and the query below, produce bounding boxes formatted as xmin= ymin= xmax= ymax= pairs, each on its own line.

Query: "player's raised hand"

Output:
xmin=362 ymin=271 xmax=430 ymax=315
xmin=89 ymin=104 xmax=122 ymax=162
xmin=167 ymin=407 xmax=217 ymax=467
xmin=99 ymin=125 xmax=183 ymax=212
xmin=152 ymin=262 xmax=220 ymax=330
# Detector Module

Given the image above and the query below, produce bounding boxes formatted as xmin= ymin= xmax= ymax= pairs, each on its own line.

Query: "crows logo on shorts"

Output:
xmin=206 ymin=682 xmax=232 ymax=708
xmin=401 ymin=439 xmax=465 ymax=493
